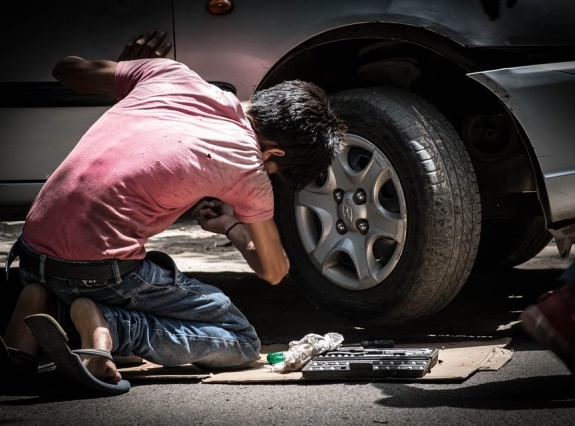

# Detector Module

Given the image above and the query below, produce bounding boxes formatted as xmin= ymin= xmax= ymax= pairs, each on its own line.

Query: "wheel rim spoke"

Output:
xmin=295 ymin=133 xmax=407 ymax=291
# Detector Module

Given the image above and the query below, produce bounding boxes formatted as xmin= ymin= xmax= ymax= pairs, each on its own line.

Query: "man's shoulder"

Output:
xmin=119 ymin=58 xmax=197 ymax=78
xmin=116 ymin=58 xmax=207 ymax=97
xmin=118 ymin=58 xmax=186 ymax=73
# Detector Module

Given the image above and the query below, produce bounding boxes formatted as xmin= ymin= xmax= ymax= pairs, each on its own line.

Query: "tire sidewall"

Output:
xmin=276 ymin=87 xmax=478 ymax=325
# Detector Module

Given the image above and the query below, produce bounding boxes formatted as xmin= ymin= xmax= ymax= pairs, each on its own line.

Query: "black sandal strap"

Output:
xmin=72 ymin=349 xmax=114 ymax=360
xmin=7 ymin=347 xmax=38 ymax=365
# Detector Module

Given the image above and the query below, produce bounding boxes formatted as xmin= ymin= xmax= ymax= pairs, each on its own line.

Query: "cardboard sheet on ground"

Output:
xmin=119 ymin=338 xmax=513 ymax=383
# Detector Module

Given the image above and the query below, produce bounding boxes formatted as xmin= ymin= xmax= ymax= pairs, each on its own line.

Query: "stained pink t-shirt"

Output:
xmin=23 ymin=59 xmax=274 ymax=260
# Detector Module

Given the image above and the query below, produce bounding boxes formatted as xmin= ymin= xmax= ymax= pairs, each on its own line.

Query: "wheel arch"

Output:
xmin=257 ymin=22 xmax=481 ymax=94
xmin=260 ymin=22 xmax=543 ymax=227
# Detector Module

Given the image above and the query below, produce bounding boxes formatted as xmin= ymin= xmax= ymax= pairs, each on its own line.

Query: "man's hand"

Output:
xmin=191 ymin=199 xmax=237 ymax=235
xmin=118 ymin=29 xmax=172 ymax=61
xmin=190 ymin=198 xmax=289 ymax=285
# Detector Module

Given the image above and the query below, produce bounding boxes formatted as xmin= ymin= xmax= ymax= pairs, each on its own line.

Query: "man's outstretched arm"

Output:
xmin=52 ymin=57 xmax=118 ymax=96
xmin=52 ymin=29 xmax=172 ymax=97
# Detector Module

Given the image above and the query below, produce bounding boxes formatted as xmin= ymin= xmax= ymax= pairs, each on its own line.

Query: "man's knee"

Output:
xmin=20 ymin=282 xmax=49 ymax=302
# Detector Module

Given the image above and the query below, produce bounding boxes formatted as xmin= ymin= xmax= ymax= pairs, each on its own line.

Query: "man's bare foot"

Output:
xmin=3 ymin=283 xmax=56 ymax=366
xmin=70 ymin=297 xmax=122 ymax=384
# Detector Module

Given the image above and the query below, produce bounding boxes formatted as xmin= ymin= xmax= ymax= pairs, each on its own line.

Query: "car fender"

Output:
xmin=174 ymin=0 xmax=575 ymax=100
xmin=468 ymin=62 xmax=575 ymax=234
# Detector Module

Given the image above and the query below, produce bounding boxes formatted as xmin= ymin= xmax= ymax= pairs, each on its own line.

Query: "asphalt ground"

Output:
xmin=1 ymin=219 xmax=575 ymax=425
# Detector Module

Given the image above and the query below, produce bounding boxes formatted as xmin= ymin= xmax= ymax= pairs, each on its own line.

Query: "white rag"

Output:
xmin=265 ymin=332 xmax=344 ymax=373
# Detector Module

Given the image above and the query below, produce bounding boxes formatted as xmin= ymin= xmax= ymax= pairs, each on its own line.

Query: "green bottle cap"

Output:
xmin=266 ymin=351 xmax=285 ymax=364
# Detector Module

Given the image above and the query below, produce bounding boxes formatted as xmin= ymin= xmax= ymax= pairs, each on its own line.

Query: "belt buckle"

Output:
xmin=73 ymin=278 xmax=112 ymax=287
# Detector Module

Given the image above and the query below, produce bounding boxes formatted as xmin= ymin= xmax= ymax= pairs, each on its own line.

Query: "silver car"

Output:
xmin=2 ymin=0 xmax=574 ymax=327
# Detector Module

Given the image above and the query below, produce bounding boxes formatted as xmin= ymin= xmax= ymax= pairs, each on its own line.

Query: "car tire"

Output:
xmin=275 ymin=87 xmax=481 ymax=326
xmin=473 ymin=217 xmax=552 ymax=271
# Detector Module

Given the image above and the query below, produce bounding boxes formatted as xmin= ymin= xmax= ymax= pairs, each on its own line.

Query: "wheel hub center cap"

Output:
xmin=343 ymin=199 xmax=353 ymax=225
xmin=338 ymin=192 xmax=367 ymax=231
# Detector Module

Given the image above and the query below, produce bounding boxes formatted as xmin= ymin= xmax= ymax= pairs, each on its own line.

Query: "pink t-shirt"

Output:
xmin=23 ymin=59 xmax=274 ymax=260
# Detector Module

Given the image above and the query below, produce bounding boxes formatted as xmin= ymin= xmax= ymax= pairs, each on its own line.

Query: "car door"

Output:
xmin=0 ymin=0 xmax=174 ymax=214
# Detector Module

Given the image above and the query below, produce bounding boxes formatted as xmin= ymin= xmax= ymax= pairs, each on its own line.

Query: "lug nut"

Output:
xmin=357 ymin=219 xmax=369 ymax=235
xmin=336 ymin=220 xmax=347 ymax=234
xmin=353 ymin=189 xmax=367 ymax=205
xmin=333 ymin=189 xmax=344 ymax=204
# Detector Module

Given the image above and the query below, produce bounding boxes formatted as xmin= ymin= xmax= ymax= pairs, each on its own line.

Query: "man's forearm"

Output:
xmin=227 ymin=222 xmax=289 ymax=285
xmin=52 ymin=57 xmax=118 ymax=96
xmin=226 ymin=223 xmax=264 ymax=276
xmin=51 ymin=30 xmax=172 ymax=98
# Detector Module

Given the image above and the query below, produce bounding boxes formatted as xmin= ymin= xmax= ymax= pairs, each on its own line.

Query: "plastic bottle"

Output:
xmin=266 ymin=351 xmax=285 ymax=364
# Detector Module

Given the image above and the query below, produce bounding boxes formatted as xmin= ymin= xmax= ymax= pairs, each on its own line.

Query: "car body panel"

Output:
xmin=1 ymin=1 xmax=175 ymax=83
xmin=0 ymin=1 xmax=174 ymax=209
xmin=0 ymin=107 xmax=109 ymax=182
xmin=468 ymin=62 xmax=575 ymax=227
xmin=1 ymin=0 xmax=575 ymax=236
xmin=174 ymin=0 xmax=575 ymax=100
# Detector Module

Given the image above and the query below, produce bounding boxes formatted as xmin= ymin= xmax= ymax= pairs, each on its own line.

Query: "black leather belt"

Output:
xmin=16 ymin=239 xmax=142 ymax=281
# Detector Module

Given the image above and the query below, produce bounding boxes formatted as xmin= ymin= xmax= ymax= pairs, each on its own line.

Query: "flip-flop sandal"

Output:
xmin=1 ymin=336 xmax=36 ymax=374
xmin=0 ymin=334 xmax=56 ymax=375
xmin=24 ymin=314 xmax=131 ymax=395
xmin=1 ymin=334 xmax=57 ymax=393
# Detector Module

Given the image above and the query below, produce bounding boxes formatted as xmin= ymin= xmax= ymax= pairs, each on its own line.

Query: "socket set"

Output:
xmin=302 ymin=347 xmax=439 ymax=379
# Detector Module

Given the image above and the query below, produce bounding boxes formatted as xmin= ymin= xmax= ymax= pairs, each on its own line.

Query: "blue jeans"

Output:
xmin=18 ymin=242 xmax=260 ymax=369
xmin=561 ymin=260 xmax=575 ymax=285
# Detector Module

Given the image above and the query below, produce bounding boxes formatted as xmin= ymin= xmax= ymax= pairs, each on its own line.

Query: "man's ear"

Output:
xmin=262 ymin=147 xmax=285 ymax=161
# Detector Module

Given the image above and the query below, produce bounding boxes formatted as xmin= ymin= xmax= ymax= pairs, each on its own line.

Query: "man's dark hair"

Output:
xmin=248 ymin=80 xmax=346 ymax=191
